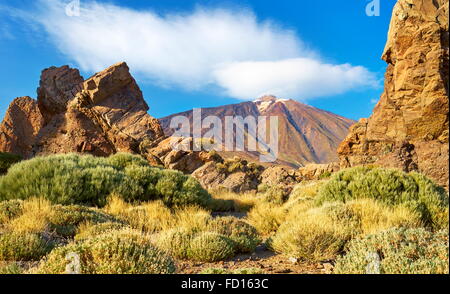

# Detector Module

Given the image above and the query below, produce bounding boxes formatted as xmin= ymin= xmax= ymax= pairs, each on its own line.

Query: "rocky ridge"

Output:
xmin=338 ymin=0 xmax=449 ymax=188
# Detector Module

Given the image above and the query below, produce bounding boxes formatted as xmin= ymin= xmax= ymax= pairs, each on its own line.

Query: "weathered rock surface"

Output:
xmin=338 ymin=0 xmax=449 ymax=188
xmin=142 ymin=137 xmax=223 ymax=173
xmin=192 ymin=157 xmax=263 ymax=193
xmin=0 ymin=97 xmax=44 ymax=158
xmin=1 ymin=62 xmax=165 ymax=158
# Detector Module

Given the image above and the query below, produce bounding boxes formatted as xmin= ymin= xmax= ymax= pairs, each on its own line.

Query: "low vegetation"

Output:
xmin=36 ymin=229 xmax=176 ymax=274
xmin=0 ymin=153 xmax=212 ymax=208
xmin=0 ymin=155 xmax=447 ymax=274
xmin=316 ymin=166 xmax=449 ymax=229
xmin=334 ymin=228 xmax=449 ymax=274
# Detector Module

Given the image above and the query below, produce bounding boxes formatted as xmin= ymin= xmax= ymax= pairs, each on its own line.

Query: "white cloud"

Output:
xmin=17 ymin=0 xmax=378 ymax=100
xmin=213 ymin=58 xmax=378 ymax=100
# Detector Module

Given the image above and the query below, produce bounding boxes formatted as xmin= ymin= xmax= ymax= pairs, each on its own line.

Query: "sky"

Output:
xmin=0 ymin=0 xmax=396 ymax=120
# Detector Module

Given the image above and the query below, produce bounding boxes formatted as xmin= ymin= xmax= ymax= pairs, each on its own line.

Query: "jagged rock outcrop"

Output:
xmin=142 ymin=137 xmax=223 ymax=173
xmin=0 ymin=62 xmax=165 ymax=158
xmin=338 ymin=0 xmax=449 ymax=188
xmin=192 ymin=157 xmax=264 ymax=193
xmin=0 ymin=97 xmax=44 ymax=157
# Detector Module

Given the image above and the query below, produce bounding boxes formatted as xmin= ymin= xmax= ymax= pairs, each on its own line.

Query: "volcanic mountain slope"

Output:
xmin=160 ymin=95 xmax=355 ymax=168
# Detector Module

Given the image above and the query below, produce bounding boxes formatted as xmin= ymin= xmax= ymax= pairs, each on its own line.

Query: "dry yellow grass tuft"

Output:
xmin=7 ymin=198 xmax=53 ymax=234
xmin=103 ymin=195 xmax=211 ymax=233
xmin=209 ymin=190 xmax=259 ymax=212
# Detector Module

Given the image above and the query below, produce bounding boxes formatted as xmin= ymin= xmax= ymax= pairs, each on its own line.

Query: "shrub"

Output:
xmin=0 ymin=153 xmax=212 ymax=208
xmin=47 ymin=205 xmax=120 ymax=237
xmin=113 ymin=201 xmax=175 ymax=233
xmin=0 ymin=200 xmax=23 ymax=224
xmin=36 ymin=229 xmax=176 ymax=274
xmin=269 ymin=208 xmax=351 ymax=262
xmin=207 ymin=217 xmax=260 ymax=253
xmin=334 ymin=228 xmax=449 ymax=274
xmin=262 ymin=185 xmax=288 ymax=204
xmin=0 ymin=262 xmax=23 ymax=274
xmin=8 ymin=198 xmax=54 ymax=234
xmin=341 ymin=199 xmax=422 ymax=235
xmin=187 ymin=232 xmax=235 ymax=262
xmin=155 ymin=228 xmax=195 ymax=259
xmin=247 ymin=202 xmax=287 ymax=236
xmin=209 ymin=190 xmax=257 ymax=212
xmin=316 ymin=167 xmax=448 ymax=229
xmin=0 ymin=232 xmax=53 ymax=261
xmin=288 ymin=181 xmax=324 ymax=203
xmin=74 ymin=222 xmax=128 ymax=241
xmin=0 ymin=152 xmax=21 ymax=174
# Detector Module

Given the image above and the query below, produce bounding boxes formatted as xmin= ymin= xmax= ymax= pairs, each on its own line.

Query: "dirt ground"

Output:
xmin=177 ymin=244 xmax=332 ymax=274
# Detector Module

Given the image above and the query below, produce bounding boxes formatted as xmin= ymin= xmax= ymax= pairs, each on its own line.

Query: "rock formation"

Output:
xmin=0 ymin=97 xmax=44 ymax=157
xmin=0 ymin=62 xmax=165 ymax=158
xmin=338 ymin=0 xmax=449 ymax=188
xmin=0 ymin=62 xmax=222 ymax=174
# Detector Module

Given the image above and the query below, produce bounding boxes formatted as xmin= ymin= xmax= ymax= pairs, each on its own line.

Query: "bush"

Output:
xmin=155 ymin=228 xmax=195 ymax=259
xmin=269 ymin=209 xmax=350 ymax=262
xmin=0 ymin=232 xmax=53 ymax=261
xmin=262 ymin=185 xmax=288 ymax=204
xmin=207 ymin=217 xmax=260 ymax=253
xmin=316 ymin=167 xmax=448 ymax=229
xmin=0 ymin=262 xmax=23 ymax=274
xmin=47 ymin=205 xmax=121 ymax=237
xmin=187 ymin=232 xmax=236 ymax=262
xmin=0 ymin=200 xmax=23 ymax=224
xmin=334 ymin=228 xmax=449 ymax=274
xmin=209 ymin=190 xmax=257 ymax=212
xmin=0 ymin=153 xmax=212 ymax=208
xmin=247 ymin=202 xmax=287 ymax=236
xmin=36 ymin=229 xmax=176 ymax=274
xmin=0 ymin=152 xmax=21 ymax=174
xmin=74 ymin=222 xmax=128 ymax=241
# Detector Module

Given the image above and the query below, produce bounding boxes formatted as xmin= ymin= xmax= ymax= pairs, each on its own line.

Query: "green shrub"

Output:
xmin=74 ymin=222 xmax=127 ymax=241
xmin=0 ymin=262 xmax=23 ymax=274
xmin=0 ymin=153 xmax=212 ymax=208
xmin=262 ymin=185 xmax=288 ymax=204
xmin=48 ymin=205 xmax=121 ymax=237
xmin=155 ymin=228 xmax=195 ymax=259
xmin=334 ymin=228 xmax=449 ymax=274
xmin=0 ymin=232 xmax=53 ymax=261
xmin=207 ymin=217 xmax=260 ymax=253
xmin=0 ymin=152 xmax=21 ymax=174
xmin=269 ymin=207 xmax=351 ymax=262
xmin=316 ymin=167 xmax=448 ymax=229
xmin=0 ymin=200 xmax=23 ymax=224
xmin=187 ymin=232 xmax=235 ymax=262
xmin=36 ymin=230 xmax=176 ymax=274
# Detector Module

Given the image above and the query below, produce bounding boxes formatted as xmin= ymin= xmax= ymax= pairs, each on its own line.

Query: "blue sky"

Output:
xmin=0 ymin=0 xmax=396 ymax=120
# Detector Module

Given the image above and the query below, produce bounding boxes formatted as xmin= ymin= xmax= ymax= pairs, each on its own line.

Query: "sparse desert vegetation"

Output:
xmin=0 ymin=153 xmax=448 ymax=274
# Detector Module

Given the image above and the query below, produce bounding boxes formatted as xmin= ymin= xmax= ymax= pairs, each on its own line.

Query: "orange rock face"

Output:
xmin=0 ymin=62 xmax=165 ymax=158
xmin=0 ymin=97 xmax=44 ymax=158
xmin=338 ymin=0 xmax=449 ymax=188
